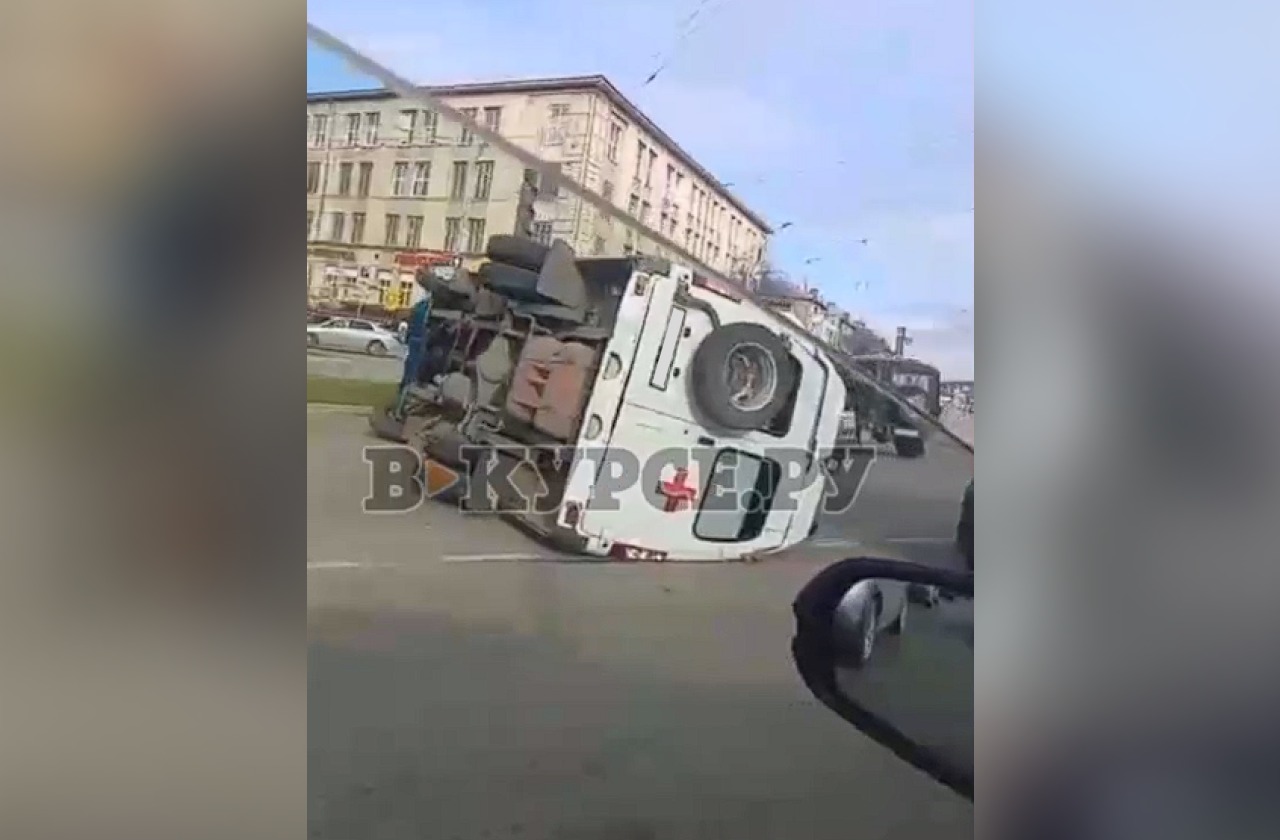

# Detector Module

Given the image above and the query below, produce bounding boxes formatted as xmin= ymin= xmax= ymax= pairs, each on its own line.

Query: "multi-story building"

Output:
xmin=757 ymin=279 xmax=890 ymax=355
xmin=306 ymin=75 xmax=772 ymax=308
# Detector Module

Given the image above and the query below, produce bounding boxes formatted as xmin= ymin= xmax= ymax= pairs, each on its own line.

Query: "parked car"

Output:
xmin=307 ymin=317 xmax=404 ymax=356
xmin=957 ymin=479 xmax=974 ymax=570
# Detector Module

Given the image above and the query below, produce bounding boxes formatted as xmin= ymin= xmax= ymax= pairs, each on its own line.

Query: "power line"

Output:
xmin=305 ymin=25 xmax=974 ymax=453
xmin=642 ymin=0 xmax=728 ymax=86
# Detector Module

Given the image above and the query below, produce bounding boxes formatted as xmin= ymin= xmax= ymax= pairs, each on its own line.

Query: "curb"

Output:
xmin=307 ymin=403 xmax=374 ymax=414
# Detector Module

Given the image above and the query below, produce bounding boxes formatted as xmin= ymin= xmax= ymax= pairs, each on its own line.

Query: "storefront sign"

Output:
xmin=393 ymin=250 xmax=461 ymax=269
xmin=308 ymin=247 xmax=357 ymax=261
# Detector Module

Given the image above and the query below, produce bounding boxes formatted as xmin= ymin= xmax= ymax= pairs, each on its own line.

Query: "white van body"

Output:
xmin=556 ymin=264 xmax=846 ymax=561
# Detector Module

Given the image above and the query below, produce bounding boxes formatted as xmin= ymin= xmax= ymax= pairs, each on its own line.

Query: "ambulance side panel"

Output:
xmin=563 ymin=268 xmax=842 ymax=560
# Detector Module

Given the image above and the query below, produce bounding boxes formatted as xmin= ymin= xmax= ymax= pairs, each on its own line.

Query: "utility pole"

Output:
xmin=894 ymin=326 xmax=912 ymax=357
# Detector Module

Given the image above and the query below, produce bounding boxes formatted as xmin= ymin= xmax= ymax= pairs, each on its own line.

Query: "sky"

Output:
xmin=306 ymin=0 xmax=975 ymax=378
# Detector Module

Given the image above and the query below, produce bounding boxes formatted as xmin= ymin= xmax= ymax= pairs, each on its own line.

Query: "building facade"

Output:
xmin=306 ymin=76 xmax=772 ymax=309
xmin=758 ymin=282 xmax=890 ymax=356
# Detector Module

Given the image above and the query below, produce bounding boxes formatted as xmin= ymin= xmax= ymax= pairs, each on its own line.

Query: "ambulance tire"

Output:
xmin=486 ymin=235 xmax=549 ymax=272
xmin=690 ymin=323 xmax=796 ymax=431
xmin=481 ymin=263 xmax=541 ymax=300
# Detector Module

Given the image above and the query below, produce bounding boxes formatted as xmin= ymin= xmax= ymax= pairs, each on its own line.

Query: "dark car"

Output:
xmin=957 ymin=479 xmax=974 ymax=570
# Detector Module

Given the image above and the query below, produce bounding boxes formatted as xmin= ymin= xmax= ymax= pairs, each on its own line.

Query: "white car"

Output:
xmin=307 ymin=317 xmax=404 ymax=357
xmin=834 ymin=579 xmax=942 ymax=668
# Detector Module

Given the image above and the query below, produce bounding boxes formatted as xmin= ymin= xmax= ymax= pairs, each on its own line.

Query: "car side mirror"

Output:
xmin=791 ymin=557 xmax=974 ymax=799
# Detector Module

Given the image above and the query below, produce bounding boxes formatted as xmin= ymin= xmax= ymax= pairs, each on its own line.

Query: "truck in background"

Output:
xmin=846 ymin=353 xmax=942 ymax=458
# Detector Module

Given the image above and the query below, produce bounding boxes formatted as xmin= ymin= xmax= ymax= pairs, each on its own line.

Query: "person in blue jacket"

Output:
xmin=393 ymin=272 xmax=433 ymax=417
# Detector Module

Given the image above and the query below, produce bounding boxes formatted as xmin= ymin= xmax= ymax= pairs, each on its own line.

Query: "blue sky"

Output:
xmin=308 ymin=0 xmax=975 ymax=376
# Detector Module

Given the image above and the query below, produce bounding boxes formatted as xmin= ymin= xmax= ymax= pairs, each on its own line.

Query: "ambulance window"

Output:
xmin=694 ymin=449 xmax=782 ymax=542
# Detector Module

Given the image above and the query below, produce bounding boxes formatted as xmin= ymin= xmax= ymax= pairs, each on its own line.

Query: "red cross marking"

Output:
xmin=658 ymin=467 xmax=698 ymax=513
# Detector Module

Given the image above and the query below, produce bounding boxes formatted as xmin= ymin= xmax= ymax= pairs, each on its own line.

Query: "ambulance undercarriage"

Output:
xmin=372 ymin=235 xmax=847 ymax=561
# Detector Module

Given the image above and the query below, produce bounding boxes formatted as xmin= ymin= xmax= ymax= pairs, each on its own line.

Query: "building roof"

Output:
xmin=307 ymin=75 xmax=772 ymax=234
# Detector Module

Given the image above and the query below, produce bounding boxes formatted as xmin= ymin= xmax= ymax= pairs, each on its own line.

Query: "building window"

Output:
xmin=640 ymin=201 xmax=651 ymax=225
xmin=634 ymin=140 xmax=645 ymax=181
xmin=351 ymin=212 xmax=366 ymax=244
xmin=646 ymin=149 xmax=657 ymax=187
xmin=309 ymin=114 xmax=328 ymax=148
xmin=306 ymin=210 xmax=314 ymax=237
xmin=474 ymin=160 xmax=494 ymax=200
xmin=443 ymin=217 xmax=461 ymax=251
xmin=482 ymin=106 xmax=502 ymax=133
xmin=343 ymin=113 xmax=361 ymax=147
xmin=306 ymin=161 xmax=321 ymax=194
xmin=459 ymin=108 xmax=478 ymax=145
xmin=421 ymin=110 xmax=438 ymax=144
xmin=363 ymin=112 xmax=380 ymax=145
xmin=627 ymin=195 xmax=639 ymax=217
xmin=397 ymin=280 xmax=414 ymax=308
xmin=549 ymin=103 xmax=570 ymax=119
xmin=406 ymin=215 xmax=424 ymax=249
xmin=336 ymin=162 xmax=353 ymax=196
xmin=592 ymin=236 xmax=605 ymax=255
xmin=466 ymin=218 xmax=487 ymax=253
xmin=532 ymin=221 xmax=553 ymax=245
xmin=378 ymin=278 xmax=392 ymax=306
xmin=384 ymin=214 xmax=401 ymax=246
xmin=391 ymin=162 xmax=409 ymax=197
xmin=607 ymin=122 xmax=623 ymax=162
xmin=357 ymin=162 xmax=373 ymax=197
xmin=398 ymin=109 xmax=417 ymax=144
xmin=450 ymin=161 xmax=468 ymax=199
xmin=601 ymin=180 xmax=614 ymax=202
xmin=328 ymin=211 xmax=345 ymax=242
xmin=411 ymin=162 xmax=430 ymax=197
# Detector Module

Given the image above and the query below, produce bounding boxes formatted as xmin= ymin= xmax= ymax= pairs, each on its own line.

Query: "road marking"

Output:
xmin=884 ymin=537 xmax=955 ymax=545
xmin=442 ymin=553 xmax=574 ymax=563
xmin=805 ymin=538 xmax=863 ymax=548
xmin=307 ymin=560 xmax=402 ymax=571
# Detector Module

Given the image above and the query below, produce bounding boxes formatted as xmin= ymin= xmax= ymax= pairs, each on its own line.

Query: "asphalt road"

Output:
xmin=308 ymin=410 xmax=974 ymax=839
xmin=308 ymin=348 xmax=403 ymax=383
xmin=811 ymin=429 xmax=973 ymax=572
xmin=835 ymin=596 xmax=975 ymax=778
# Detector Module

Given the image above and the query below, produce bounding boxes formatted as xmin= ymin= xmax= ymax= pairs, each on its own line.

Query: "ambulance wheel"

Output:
xmin=486 ymin=235 xmax=549 ymax=272
xmin=480 ymin=262 xmax=541 ymax=299
xmin=690 ymin=322 xmax=796 ymax=431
